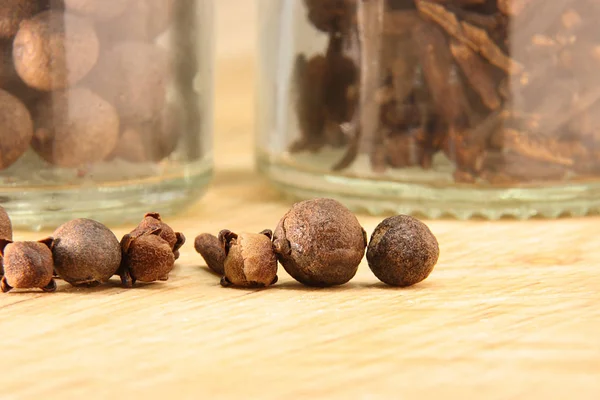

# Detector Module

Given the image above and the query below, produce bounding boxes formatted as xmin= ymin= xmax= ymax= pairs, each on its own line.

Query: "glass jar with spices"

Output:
xmin=257 ymin=0 xmax=600 ymax=219
xmin=0 ymin=0 xmax=213 ymax=229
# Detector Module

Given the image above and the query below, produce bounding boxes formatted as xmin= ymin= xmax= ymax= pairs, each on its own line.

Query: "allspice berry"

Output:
xmin=88 ymin=42 xmax=168 ymax=122
xmin=0 ymin=89 xmax=34 ymax=170
xmin=111 ymin=105 xmax=182 ymax=163
xmin=64 ymin=0 xmax=131 ymax=21
xmin=366 ymin=215 xmax=439 ymax=287
xmin=52 ymin=218 xmax=122 ymax=287
xmin=119 ymin=229 xmax=175 ymax=286
xmin=0 ymin=0 xmax=38 ymax=39
xmin=98 ymin=0 xmax=175 ymax=43
xmin=194 ymin=233 xmax=226 ymax=275
xmin=219 ymin=229 xmax=278 ymax=288
xmin=273 ymin=198 xmax=367 ymax=287
xmin=32 ymin=87 xmax=120 ymax=167
xmin=0 ymin=238 xmax=56 ymax=293
xmin=13 ymin=11 xmax=99 ymax=91
xmin=129 ymin=213 xmax=185 ymax=260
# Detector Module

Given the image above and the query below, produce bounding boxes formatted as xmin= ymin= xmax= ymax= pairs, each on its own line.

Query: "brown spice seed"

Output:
xmin=88 ymin=42 xmax=169 ymax=123
xmin=194 ymin=233 xmax=226 ymax=275
xmin=52 ymin=219 xmax=122 ymax=287
xmin=13 ymin=11 xmax=99 ymax=91
xmin=273 ymin=198 xmax=367 ymax=287
xmin=219 ymin=230 xmax=278 ymax=288
xmin=32 ymin=87 xmax=120 ymax=168
xmin=0 ymin=89 xmax=33 ymax=170
xmin=0 ymin=0 xmax=38 ymax=39
xmin=0 ymin=239 xmax=56 ymax=293
xmin=367 ymin=215 xmax=439 ymax=287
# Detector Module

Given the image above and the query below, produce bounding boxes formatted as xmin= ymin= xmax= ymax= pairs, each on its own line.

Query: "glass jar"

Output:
xmin=0 ymin=0 xmax=213 ymax=229
xmin=257 ymin=0 xmax=600 ymax=219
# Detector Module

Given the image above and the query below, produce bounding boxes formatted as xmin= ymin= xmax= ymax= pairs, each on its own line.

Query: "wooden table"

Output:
xmin=2 ymin=3 xmax=600 ymax=398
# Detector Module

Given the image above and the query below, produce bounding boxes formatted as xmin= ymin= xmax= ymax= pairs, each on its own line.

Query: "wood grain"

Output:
xmin=2 ymin=1 xmax=600 ymax=399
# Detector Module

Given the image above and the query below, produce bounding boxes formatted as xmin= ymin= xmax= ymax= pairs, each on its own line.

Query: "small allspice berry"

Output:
xmin=119 ymin=228 xmax=175 ymax=287
xmin=52 ymin=218 xmax=122 ymax=287
xmin=0 ymin=238 xmax=56 ymax=293
xmin=219 ymin=229 xmax=278 ymax=288
xmin=366 ymin=215 xmax=440 ymax=287
xmin=273 ymin=198 xmax=367 ymax=287
xmin=194 ymin=233 xmax=226 ymax=275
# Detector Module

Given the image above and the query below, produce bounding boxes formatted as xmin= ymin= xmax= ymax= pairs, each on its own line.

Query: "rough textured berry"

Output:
xmin=0 ymin=89 xmax=33 ymax=170
xmin=0 ymin=0 xmax=38 ymax=39
xmin=13 ymin=11 xmax=99 ymax=90
xmin=367 ymin=215 xmax=439 ymax=287
xmin=52 ymin=218 xmax=121 ymax=287
xmin=194 ymin=233 xmax=226 ymax=275
xmin=0 ymin=239 xmax=56 ymax=292
xmin=219 ymin=230 xmax=278 ymax=288
xmin=88 ymin=42 xmax=168 ymax=123
xmin=273 ymin=198 xmax=367 ymax=287
xmin=32 ymin=87 xmax=120 ymax=167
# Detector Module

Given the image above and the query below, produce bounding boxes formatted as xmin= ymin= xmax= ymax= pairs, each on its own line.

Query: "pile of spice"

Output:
xmin=0 ymin=206 xmax=185 ymax=292
xmin=292 ymin=0 xmax=600 ymax=184
xmin=0 ymin=0 xmax=201 ymax=176
xmin=195 ymin=198 xmax=440 ymax=288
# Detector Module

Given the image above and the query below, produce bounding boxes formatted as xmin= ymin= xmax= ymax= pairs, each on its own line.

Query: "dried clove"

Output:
xmin=194 ymin=233 xmax=226 ymax=275
xmin=0 ymin=238 xmax=56 ymax=293
xmin=218 ymin=229 xmax=278 ymax=288
xmin=129 ymin=212 xmax=185 ymax=260
xmin=119 ymin=228 xmax=175 ymax=287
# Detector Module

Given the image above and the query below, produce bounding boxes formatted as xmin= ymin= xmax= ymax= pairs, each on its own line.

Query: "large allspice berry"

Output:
xmin=32 ymin=87 xmax=120 ymax=167
xmin=194 ymin=233 xmax=226 ymax=275
xmin=129 ymin=213 xmax=185 ymax=260
xmin=111 ymin=104 xmax=182 ymax=163
xmin=273 ymin=198 xmax=367 ymax=287
xmin=119 ymin=229 xmax=175 ymax=287
xmin=0 ymin=238 xmax=56 ymax=293
xmin=219 ymin=229 xmax=278 ymax=288
xmin=0 ymin=0 xmax=38 ymax=39
xmin=52 ymin=218 xmax=122 ymax=287
xmin=0 ymin=89 xmax=33 ymax=170
xmin=88 ymin=42 xmax=169 ymax=122
xmin=366 ymin=215 xmax=439 ymax=287
xmin=13 ymin=11 xmax=99 ymax=91
xmin=64 ymin=0 xmax=131 ymax=21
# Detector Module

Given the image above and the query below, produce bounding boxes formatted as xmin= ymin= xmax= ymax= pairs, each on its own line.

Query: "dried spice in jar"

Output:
xmin=257 ymin=0 xmax=600 ymax=219
xmin=0 ymin=0 xmax=212 ymax=229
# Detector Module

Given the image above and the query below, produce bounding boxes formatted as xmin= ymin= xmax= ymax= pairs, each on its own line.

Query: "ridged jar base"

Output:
xmin=258 ymin=152 xmax=600 ymax=220
xmin=1 ymin=159 xmax=212 ymax=231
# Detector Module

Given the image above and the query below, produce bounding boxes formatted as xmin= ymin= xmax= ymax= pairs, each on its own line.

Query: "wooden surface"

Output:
xmin=3 ymin=2 xmax=600 ymax=399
